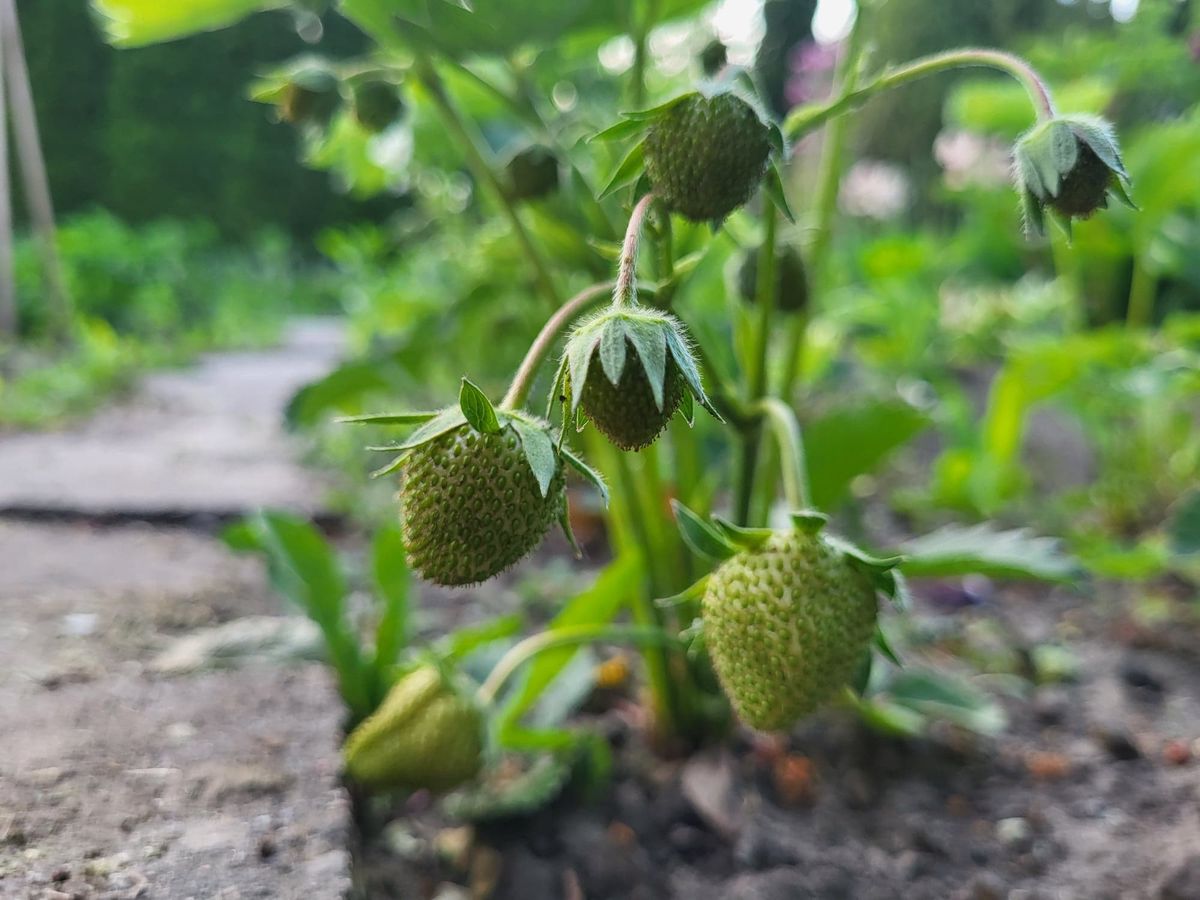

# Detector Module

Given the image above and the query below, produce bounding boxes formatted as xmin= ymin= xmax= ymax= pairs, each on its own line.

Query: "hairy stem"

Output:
xmin=783 ymin=46 xmax=1056 ymax=142
xmin=477 ymin=623 xmax=679 ymax=706
xmin=500 ymin=282 xmax=612 ymax=410
xmin=613 ymin=192 xmax=658 ymax=307
xmin=754 ymin=397 xmax=811 ymax=510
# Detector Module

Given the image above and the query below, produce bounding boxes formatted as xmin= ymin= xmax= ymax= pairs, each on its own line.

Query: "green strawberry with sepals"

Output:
xmin=343 ymin=665 xmax=483 ymax=792
xmin=692 ymin=512 xmax=900 ymax=731
xmin=556 ymin=306 xmax=719 ymax=452
xmin=645 ymin=91 xmax=772 ymax=222
xmin=1012 ymin=114 xmax=1134 ymax=236
xmin=593 ymin=73 xmax=791 ymax=226
xmin=347 ymin=381 xmax=607 ymax=586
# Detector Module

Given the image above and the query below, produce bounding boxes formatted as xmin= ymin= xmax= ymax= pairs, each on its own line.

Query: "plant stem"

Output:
xmin=1126 ymin=255 xmax=1157 ymax=329
xmin=411 ymin=54 xmax=561 ymax=309
xmin=614 ymin=192 xmax=657 ymax=307
xmin=783 ymin=47 xmax=1056 ymax=143
xmin=733 ymin=208 xmax=778 ymax=525
xmin=754 ymin=397 xmax=811 ymax=510
xmin=477 ymin=623 xmax=679 ymax=706
xmin=500 ymin=281 xmax=612 ymax=410
xmin=779 ymin=8 xmax=865 ymax=401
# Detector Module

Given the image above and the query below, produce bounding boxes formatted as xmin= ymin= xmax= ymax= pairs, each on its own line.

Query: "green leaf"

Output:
xmin=93 ymin=0 xmax=280 ymax=46
xmin=1168 ymin=490 xmax=1200 ymax=557
xmin=234 ymin=512 xmax=370 ymax=720
xmin=598 ymin=320 xmax=629 ymax=385
xmin=370 ymin=525 xmax=410 ymax=679
xmin=804 ymin=397 xmax=929 ymax=510
xmin=885 ymin=669 xmax=1007 ymax=736
xmin=898 ymin=523 xmax=1080 ymax=583
xmin=598 ymin=141 xmax=645 ymax=200
xmin=511 ymin=419 xmax=559 ymax=498
xmin=561 ymin=445 xmax=609 ymax=506
xmin=624 ymin=319 xmax=667 ymax=411
xmin=337 ymin=411 xmax=440 ymax=426
xmin=671 ymin=499 xmax=737 ymax=561
xmin=442 ymin=614 xmax=525 ymax=660
xmin=459 ymin=378 xmax=501 ymax=434
xmin=498 ymin=556 xmax=640 ymax=732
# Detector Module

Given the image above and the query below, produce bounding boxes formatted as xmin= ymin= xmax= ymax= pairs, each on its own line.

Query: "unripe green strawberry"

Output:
xmin=351 ymin=78 xmax=404 ymax=134
xmin=400 ymin=420 xmax=565 ymax=586
xmin=577 ymin=344 xmax=684 ymax=451
xmin=703 ymin=528 xmax=878 ymax=731
xmin=343 ymin=666 xmax=483 ymax=792
xmin=503 ymin=144 xmax=560 ymax=202
xmin=1012 ymin=114 xmax=1133 ymax=235
xmin=735 ymin=243 xmax=808 ymax=314
xmin=559 ymin=307 xmax=719 ymax=452
xmin=644 ymin=92 xmax=772 ymax=222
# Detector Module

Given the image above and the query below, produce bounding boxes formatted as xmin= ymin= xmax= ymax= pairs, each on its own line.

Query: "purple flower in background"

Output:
xmin=785 ymin=40 xmax=839 ymax=108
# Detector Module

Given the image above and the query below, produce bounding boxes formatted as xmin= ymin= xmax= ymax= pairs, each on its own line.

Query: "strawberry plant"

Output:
xmin=97 ymin=0 xmax=1132 ymax=800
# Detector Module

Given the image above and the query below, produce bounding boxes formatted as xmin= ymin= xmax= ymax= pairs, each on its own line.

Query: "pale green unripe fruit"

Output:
xmin=343 ymin=666 xmax=484 ymax=792
xmin=703 ymin=529 xmax=878 ymax=731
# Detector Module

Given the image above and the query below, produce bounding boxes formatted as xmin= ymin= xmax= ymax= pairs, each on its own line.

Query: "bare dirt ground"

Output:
xmin=0 ymin=321 xmax=353 ymax=900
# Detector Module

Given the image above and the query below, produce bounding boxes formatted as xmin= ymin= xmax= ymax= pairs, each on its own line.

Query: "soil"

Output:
xmin=354 ymin=579 xmax=1200 ymax=900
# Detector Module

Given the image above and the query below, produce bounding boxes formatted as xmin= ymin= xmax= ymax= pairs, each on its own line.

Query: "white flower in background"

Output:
xmin=934 ymin=129 xmax=1012 ymax=190
xmin=839 ymin=160 xmax=910 ymax=220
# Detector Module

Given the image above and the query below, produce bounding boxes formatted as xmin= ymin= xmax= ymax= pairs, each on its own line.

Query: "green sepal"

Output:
xmin=546 ymin=358 xmax=569 ymax=420
xmin=670 ymin=499 xmax=737 ymax=561
xmin=664 ymin=324 xmax=721 ymax=421
xmin=597 ymin=317 xmax=629 ymax=385
xmin=459 ymin=378 xmax=501 ymax=434
xmin=510 ymin=417 xmax=559 ymax=498
xmin=623 ymin=317 xmax=668 ymax=411
xmin=367 ymin=407 xmax=467 ymax=476
xmin=678 ymin=389 xmax=695 ymax=426
xmin=1019 ymin=187 xmax=1046 ymax=237
xmin=790 ymin=509 xmax=828 ymax=534
xmin=1049 ymin=210 xmax=1073 ymax=241
xmin=589 ymin=117 xmax=647 ymax=143
xmin=655 ymin=574 xmax=709 ymax=609
xmin=598 ymin=140 xmax=645 ymax=199
xmin=619 ymin=93 xmax=691 ymax=121
xmin=679 ymin=617 xmax=706 ymax=663
xmin=763 ymin=163 xmax=795 ymax=223
xmin=565 ymin=327 xmax=602 ymax=415
xmin=765 ymin=121 xmax=787 ymax=159
xmin=337 ymin=411 xmax=440 ymax=425
xmin=711 ymin=516 xmax=773 ymax=551
xmin=850 ymin=651 xmax=872 ymax=697
xmin=874 ymin=625 xmax=902 ymax=667
xmin=1066 ymin=114 xmax=1128 ymax=178
xmin=558 ymin=504 xmax=582 ymax=559
xmin=560 ymin=445 xmax=609 ymax=506
xmin=1107 ymin=175 xmax=1137 ymax=210
xmin=574 ymin=405 xmax=589 ymax=433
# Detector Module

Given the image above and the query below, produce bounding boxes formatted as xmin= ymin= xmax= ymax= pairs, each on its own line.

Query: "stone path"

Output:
xmin=0 ymin=321 xmax=353 ymax=899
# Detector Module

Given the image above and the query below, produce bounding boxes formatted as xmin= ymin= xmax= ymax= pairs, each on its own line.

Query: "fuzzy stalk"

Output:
xmin=783 ymin=46 xmax=1056 ymax=142
xmin=754 ymin=397 xmax=811 ymax=510
xmin=733 ymin=208 xmax=778 ymax=525
xmin=613 ymin=192 xmax=658 ymax=307
xmin=500 ymin=281 xmax=612 ymax=410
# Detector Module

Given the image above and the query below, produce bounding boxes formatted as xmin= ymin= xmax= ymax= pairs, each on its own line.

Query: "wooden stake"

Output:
xmin=0 ymin=0 xmax=71 ymax=344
